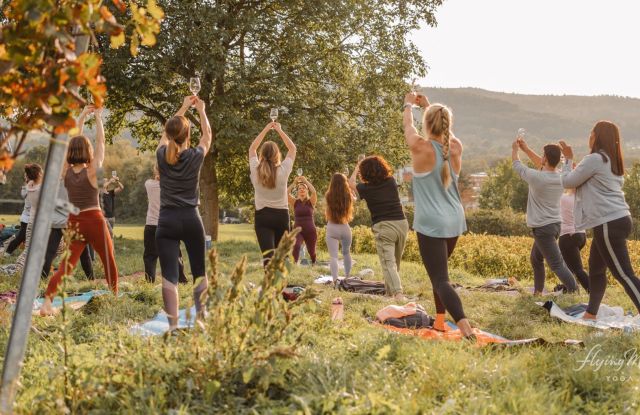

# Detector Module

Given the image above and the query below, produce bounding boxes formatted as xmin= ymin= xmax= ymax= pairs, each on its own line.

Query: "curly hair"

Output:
xmin=325 ymin=173 xmax=353 ymax=224
xmin=358 ymin=156 xmax=393 ymax=185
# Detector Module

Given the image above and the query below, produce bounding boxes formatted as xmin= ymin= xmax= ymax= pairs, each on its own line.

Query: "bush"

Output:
xmin=317 ymin=225 xmax=640 ymax=281
xmin=465 ymin=209 xmax=530 ymax=237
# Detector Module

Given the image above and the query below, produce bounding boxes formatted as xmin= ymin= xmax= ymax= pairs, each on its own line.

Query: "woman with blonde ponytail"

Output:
xmin=402 ymin=91 xmax=474 ymax=339
xmin=155 ymin=95 xmax=212 ymax=331
xmin=249 ymin=121 xmax=297 ymax=266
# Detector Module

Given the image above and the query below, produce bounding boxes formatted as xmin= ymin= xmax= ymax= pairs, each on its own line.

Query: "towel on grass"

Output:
xmin=129 ymin=307 xmax=197 ymax=336
xmin=540 ymin=301 xmax=640 ymax=331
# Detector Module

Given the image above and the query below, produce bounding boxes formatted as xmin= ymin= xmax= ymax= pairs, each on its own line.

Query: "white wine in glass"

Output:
xmin=189 ymin=77 xmax=201 ymax=96
xmin=297 ymin=168 xmax=303 ymax=177
xmin=270 ymin=108 xmax=278 ymax=122
xmin=517 ymin=128 xmax=526 ymax=139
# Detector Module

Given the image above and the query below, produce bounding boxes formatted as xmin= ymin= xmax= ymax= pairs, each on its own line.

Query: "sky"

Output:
xmin=412 ymin=0 xmax=640 ymax=98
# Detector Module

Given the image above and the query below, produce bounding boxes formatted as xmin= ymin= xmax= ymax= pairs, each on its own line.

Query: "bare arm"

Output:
xmin=114 ymin=179 xmax=124 ymax=193
xmin=274 ymin=123 xmax=296 ymax=161
xmin=157 ymin=96 xmax=195 ymax=151
xmin=92 ymin=108 xmax=105 ymax=169
xmin=287 ymin=181 xmax=297 ymax=206
xmin=348 ymin=162 xmax=359 ymax=194
xmin=403 ymin=92 xmax=429 ymax=149
xmin=194 ymin=98 xmax=212 ymax=153
xmin=302 ymin=176 xmax=318 ymax=206
xmin=518 ymin=139 xmax=543 ymax=169
xmin=249 ymin=123 xmax=274 ymax=159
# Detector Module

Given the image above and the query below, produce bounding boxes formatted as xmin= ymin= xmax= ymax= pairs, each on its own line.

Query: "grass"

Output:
xmin=0 ymin=224 xmax=639 ymax=413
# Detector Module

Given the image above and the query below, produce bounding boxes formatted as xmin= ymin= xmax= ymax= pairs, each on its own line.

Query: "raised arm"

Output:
xmin=348 ymin=161 xmax=359 ymax=194
xmin=249 ymin=122 xmax=274 ymax=159
xmin=157 ymin=96 xmax=195 ymax=151
xmin=114 ymin=179 xmax=124 ymax=193
xmin=91 ymin=107 xmax=105 ymax=169
xmin=77 ymin=105 xmax=94 ymax=135
xmin=274 ymin=123 xmax=296 ymax=161
xmin=518 ymin=138 xmax=543 ymax=169
xmin=559 ymin=140 xmax=598 ymax=188
xmin=287 ymin=180 xmax=297 ymax=206
xmin=403 ymin=92 xmax=429 ymax=149
xmin=301 ymin=176 xmax=318 ymax=206
xmin=194 ymin=97 xmax=212 ymax=153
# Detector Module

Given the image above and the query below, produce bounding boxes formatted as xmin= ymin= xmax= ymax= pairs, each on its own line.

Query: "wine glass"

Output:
xmin=270 ymin=108 xmax=279 ymax=122
xmin=358 ymin=153 xmax=366 ymax=163
xmin=189 ymin=76 xmax=201 ymax=96
xmin=343 ymin=167 xmax=349 ymax=176
xmin=411 ymin=78 xmax=417 ymax=92
xmin=297 ymin=168 xmax=303 ymax=177
xmin=517 ymin=128 xmax=526 ymax=139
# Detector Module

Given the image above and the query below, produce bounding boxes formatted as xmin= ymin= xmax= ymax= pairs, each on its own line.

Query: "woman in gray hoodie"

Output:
xmin=560 ymin=121 xmax=640 ymax=319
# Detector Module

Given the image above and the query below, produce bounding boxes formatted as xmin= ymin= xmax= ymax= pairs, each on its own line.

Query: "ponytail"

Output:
xmin=257 ymin=141 xmax=281 ymax=189
xmin=164 ymin=116 xmax=190 ymax=166
xmin=424 ymin=104 xmax=454 ymax=188
xmin=440 ymin=111 xmax=452 ymax=188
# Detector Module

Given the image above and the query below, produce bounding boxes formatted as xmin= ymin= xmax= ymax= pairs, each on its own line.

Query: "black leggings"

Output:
xmin=6 ymin=222 xmax=27 ymax=254
xmin=156 ymin=207 xmax=205 ymax=285
xmin=416 ymin=233 xmax=466 ymax=322
xmin=42 ymin=228 xmax=93 ymax=280
xmin=587 ymin=216 xmax=640 ymax=315
xmin=558 ymin=233 xmax=589 ymax=292
xmin=254 ymin=207 xmax=290 ymax=265
xmin=144 ymin=224 xmax=186 ymax=284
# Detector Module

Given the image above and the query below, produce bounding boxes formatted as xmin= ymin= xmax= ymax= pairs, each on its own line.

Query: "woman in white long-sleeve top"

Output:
xmin=560 ymin=121 xmax=640 ymax=319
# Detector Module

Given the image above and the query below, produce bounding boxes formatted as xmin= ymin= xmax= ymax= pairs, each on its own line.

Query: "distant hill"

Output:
xmin=418 ymin=87 xmax=640 ymax=172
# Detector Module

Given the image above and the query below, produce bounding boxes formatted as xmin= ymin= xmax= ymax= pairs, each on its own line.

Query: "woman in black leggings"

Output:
xmin=249 ymin=121 xmax=296 ymax=266
xmin=560 ymin=121 xmax=640 ymax=319
xmin=156 ymin=95 xmax=212 ymax=330
xmin=558 ymin=189 xmax=589 ymax=292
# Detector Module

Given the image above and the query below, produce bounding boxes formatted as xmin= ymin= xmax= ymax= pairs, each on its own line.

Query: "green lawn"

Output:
xmin=0 ymin=224 xmax=638 ymax=413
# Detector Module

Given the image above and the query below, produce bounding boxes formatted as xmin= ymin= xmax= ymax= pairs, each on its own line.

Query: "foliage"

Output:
xmin=479 ymin=159 xmax=528 ymax=212
xmin=623 ymin=162 xmax=640 ymax=218
xmin=99 ymin=0 xmax=445 ymax=239
xmin=0 ymin=0 xmax=163 ymax=163
xmin=465 ymin=208 xmax=530 ymax=236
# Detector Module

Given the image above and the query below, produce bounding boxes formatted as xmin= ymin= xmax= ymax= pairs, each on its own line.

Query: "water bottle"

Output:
xmin=205 ymin=235 xmax=212 ymax=250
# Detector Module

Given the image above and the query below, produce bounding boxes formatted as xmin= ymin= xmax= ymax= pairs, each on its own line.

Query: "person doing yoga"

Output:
xmin=558 ymin=188 xmax=590 ymax=292
xmin=402 ymin=91 xmax=473 ymax=338
xmin=41 ymin=105 xmax=118 ymax=316
xmin=513 ymin=138 xmax=578 ymax=294
xmin=288 ymin=176 xmax=318 ymax=264
xmin=349 ymin=155 xmax=408 ymax=299
xmin=156 ymin=95 xmax=212 ymax=329
xmin=249 ymin=121 xmax=296 ymax=266
xmin=560 ymin=121 xmax=640 ymax=319
xmin=325 ymin=173 xmax=355 ymax=285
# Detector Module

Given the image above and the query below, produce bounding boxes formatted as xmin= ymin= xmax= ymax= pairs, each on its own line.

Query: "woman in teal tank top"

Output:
xmin=402 ymin=91 xmax=474 ymax=339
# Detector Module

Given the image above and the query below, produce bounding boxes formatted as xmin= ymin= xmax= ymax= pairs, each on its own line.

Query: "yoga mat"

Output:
xmin=31 ymin=290 xmax=109 ymax=314
xmin=540 ymin=301 xmax=640 ymax=331
xmin=129 ymin=306 xmax=197 ymax=336
xmin=379 ymin=321 xmax=582 ymax=347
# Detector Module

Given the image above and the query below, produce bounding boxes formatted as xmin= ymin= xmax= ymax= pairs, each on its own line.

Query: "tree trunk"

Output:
xmin=199 ymin=150 xmax=219 ymax=241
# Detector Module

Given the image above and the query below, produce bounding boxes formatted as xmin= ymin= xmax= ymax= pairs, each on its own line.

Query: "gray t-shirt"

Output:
xmin=513 ymin=161 xmax=563 ymax=228
xmin=157 ymin=145 xmax=205 ymax=208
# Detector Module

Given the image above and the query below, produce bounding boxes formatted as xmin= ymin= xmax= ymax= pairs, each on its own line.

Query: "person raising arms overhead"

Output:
xmin=402 ymin=91 xmax=473 ymax=338
xmin=288 ymin=176 xmax=318 ymax=265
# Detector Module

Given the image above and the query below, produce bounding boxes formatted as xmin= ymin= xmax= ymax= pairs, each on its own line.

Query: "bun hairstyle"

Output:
xmin=164 ymin=116 xmax=190 ymax=166
xmin=67 ymin=135 xmax=94 ymax=165
xmin=257 ymin=141 xmax=281 ymax=189
xmin=423 ymin=103 xmax=453 ymax=188
xmin=358 ymin=156 xmax=392 ymax=185
xmin=591 ymin=120 xmax=624 ymax=176
xmin=24 ymin=163 xmax=43 ymax=181
xmin=543 ymin=144 xmax=562 ymax=168
xmin=325 ymin=173 xmax=353 ymax=224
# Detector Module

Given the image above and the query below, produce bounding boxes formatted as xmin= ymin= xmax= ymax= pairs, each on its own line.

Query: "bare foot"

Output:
xmin=456 ymin=318 xmax=474 ymax=337
xmin=39 ymin=298 xmax=56 ymax=317
xmin=583 ymin=312 xmax=597 ymax=320
xmin=393 ymin=293 xmax=407 ymax=302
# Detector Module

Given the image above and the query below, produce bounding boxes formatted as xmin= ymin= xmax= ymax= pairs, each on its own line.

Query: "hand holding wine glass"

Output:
xmin=297 ymin=168 xmax=303 ymax=177
xmin=270 ymin=108 xmax=279 ymax=122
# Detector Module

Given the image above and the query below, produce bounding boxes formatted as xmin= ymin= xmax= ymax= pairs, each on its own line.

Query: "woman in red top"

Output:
xmin=40 ymin=105 xmax=118 ymax=316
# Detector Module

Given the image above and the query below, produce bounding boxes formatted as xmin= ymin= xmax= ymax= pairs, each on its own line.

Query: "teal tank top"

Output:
xmin=412 ymin=141 xmax=467 ymax=238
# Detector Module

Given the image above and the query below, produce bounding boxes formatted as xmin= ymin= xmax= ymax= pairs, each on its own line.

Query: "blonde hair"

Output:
xmin=258 ymin=141 xmax=281 ymax=189
xmin=164 ymin=116 xmax=190 ymax=165
xmin=423 ymin=104 xmax=453 ymax=188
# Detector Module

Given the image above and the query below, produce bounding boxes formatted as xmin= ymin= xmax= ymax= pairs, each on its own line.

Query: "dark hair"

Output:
xmin=543 ymin=144 xmax=562 ymax=168
xmin=359 ymin=156 xmax=393 ymax=185
xmin=24 ymin=163 xmax=43 ymax=181
xmin=325 ymin=173 xmax=353 ymax=224
xmin=67 ymin=135 xmax=93 ymax=164
xmin=591 ymin=121 xmax=624 ymax=176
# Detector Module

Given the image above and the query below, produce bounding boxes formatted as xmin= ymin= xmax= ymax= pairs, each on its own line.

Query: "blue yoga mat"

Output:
xmin=32 ymin=290 xmax=109 ymax=310
xmin=129 ymin=307 xmax=197 ymax=336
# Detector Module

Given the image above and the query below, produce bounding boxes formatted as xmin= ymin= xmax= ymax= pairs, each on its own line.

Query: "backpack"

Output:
xmin=338 ymin=277 xmax=386 ymax=295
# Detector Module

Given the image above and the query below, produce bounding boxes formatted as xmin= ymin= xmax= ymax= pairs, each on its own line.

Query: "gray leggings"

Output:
xmin=531 ymin=222 xmax=578 ymax=293
xmin=326 ymin=223 xmax=352 ymax=281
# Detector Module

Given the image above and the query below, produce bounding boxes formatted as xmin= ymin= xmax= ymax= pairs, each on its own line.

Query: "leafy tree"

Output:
xmin=0 ymin=0 xmax=163 ymax=170
xmin=624 ymin=162 xmax=640 ymax=218
xmin=100 ymin=0 xmax=444 ymax=240
xmin=479 ymin=159 xmax=528 ymax=212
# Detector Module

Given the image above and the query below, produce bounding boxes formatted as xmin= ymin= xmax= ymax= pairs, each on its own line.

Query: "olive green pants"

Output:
xmin=372 ymin=219 xmax=409 ymax=296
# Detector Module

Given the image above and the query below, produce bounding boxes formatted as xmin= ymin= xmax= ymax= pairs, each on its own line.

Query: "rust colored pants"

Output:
xmin=45 ymin=209 xmax=118 ymax=298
